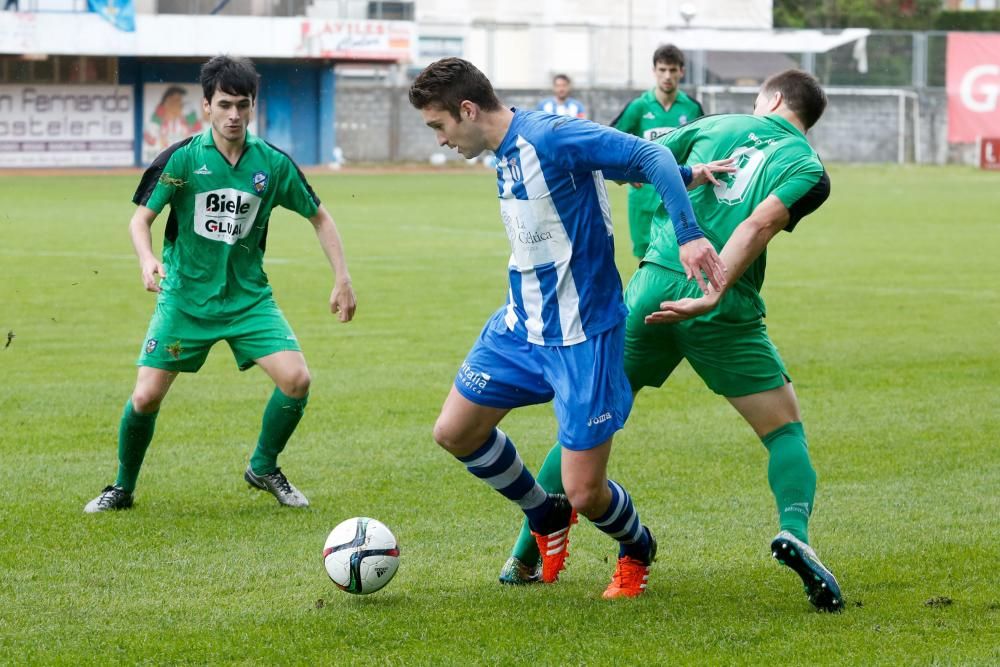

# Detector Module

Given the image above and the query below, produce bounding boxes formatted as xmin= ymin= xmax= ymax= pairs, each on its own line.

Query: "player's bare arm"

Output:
xmin=648 ymin=195 xmax=790 ymax=324
xmin=128 ymin=205 xmax=166 ymax=293
xmin=309 ymin=204 xmax=356 ymax=322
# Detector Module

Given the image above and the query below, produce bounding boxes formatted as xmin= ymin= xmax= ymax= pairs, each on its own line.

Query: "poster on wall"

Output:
xmin=141 ymin=83 xmax=205 ymax=165
xmin=946 ymin=32 xmax=1000 ymax=144
xmin=0 ymin=84 xmax=134 ymax=168
xmin=142 ymin=83 xmax=259 ymax=165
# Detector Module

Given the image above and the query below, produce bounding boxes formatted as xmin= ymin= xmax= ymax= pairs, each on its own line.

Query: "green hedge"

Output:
xmin=935 ymin=10 xmax=1000 ymax=31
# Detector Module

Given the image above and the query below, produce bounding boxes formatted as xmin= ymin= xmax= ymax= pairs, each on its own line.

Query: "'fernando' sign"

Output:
xmin=0 ymin=84 xmax=135 ymax=167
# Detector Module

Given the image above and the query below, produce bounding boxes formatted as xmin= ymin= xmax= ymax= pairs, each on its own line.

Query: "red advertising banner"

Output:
xmin=981 ymin=137 xmax=1000 ymax=170
xmin=947 ymin=32 xmax=1000 ymax=143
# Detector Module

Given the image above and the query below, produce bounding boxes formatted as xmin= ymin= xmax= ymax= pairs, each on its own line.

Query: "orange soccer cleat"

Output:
xmin=530 ymin=494 xmax=577 ymax=583
xmin=602 ymin=530 xmax=657 ymax=599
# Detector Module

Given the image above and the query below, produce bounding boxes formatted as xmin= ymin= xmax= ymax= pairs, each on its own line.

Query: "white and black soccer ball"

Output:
xmin=323 ymin=517 xmax=400 ymax=595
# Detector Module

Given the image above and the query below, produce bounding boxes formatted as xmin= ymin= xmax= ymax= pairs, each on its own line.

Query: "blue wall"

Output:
xmin=119 ymin=58 xmax=335 ymax=167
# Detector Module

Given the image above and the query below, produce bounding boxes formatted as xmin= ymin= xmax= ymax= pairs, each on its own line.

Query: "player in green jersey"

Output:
xmin=499 ymin=70 xmax=844 ymax=613
xmin=612 ymin=44 xmax=704 ymax=259
xmin=85 ymin=56 xmax=356 ymax=513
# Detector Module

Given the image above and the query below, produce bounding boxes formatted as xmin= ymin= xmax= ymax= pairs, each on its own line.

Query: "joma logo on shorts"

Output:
xmin=587 ymin=412 xmax=612 ymax=427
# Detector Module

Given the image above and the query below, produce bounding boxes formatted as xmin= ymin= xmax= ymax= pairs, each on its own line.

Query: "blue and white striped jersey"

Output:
xmin=493 ymin=109 xmax=699 ymax=347
xmin=536 ymin=96 xmax=586 ymax=118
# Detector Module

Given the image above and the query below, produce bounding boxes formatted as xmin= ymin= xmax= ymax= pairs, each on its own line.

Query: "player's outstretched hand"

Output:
xmin=687 ymin=157 xmax=737 ymax=190
xmin=140 ymin=258 xmax=166 ymax=293
xmin=330 ymin=278 xmax=356 ymax=322
xmin=679 ymin=238 xmax=727 ymax=295
xmin=644 ymin=290 xmax=722 ymax=325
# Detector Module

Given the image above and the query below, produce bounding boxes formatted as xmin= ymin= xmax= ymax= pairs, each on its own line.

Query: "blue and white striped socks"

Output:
xmin=592 ymin=480 xmax=650 ymax=559
xmin=457 ymin=428 xmax=552 ymax=528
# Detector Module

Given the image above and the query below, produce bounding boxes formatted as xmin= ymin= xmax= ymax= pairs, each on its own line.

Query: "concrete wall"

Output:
xmin=334 ymin=85 xmax=973 ymax=165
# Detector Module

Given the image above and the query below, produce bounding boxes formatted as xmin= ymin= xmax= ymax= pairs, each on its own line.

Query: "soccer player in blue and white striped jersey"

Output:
xmin=409 ymin=58 xmax=726 ymax=598
xmin=537 ymin=74 xmax=586 ymax=118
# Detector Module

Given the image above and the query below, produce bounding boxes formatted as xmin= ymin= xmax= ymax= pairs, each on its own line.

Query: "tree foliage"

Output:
xmin=774 ymin=0 xmax=942 ymax=30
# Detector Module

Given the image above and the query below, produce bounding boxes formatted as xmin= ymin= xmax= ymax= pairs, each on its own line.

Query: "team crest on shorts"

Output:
xmin=144 ymin=338 xmax=158 ymax=354
xmin=252 ymin=171 xmax=268 ymax=194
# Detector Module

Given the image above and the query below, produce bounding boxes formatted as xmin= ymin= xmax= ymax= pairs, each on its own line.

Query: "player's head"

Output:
xmin=409 ymin=58 xmax=503 ymax=159
xmin=552 ymin=74 xmax=572 ymax=101
xmin=652 ymin=44 xmax=685 ymax=95
xmin=200 ymin=56 xmax=258 ymax=143
xmin=200 ymin=55 xmax=259 ymax=104
xmin=754 ymin=69 xmax=827 ymax=130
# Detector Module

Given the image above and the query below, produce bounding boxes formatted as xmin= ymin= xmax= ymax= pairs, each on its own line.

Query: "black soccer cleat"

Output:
xmin=244 ymin=466 xmax=309 ymax=507
xmin=771 ymin=531 xmax=844 ymax=613
xmin=84 ymin=485 xmax=134 ymax=513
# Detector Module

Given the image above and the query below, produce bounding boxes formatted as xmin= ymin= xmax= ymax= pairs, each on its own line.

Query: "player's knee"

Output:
xmin=432 ymin=417 xmax=481 ymax=457
xmin=432 ymin=418 xmax=460 ymax=453
xmin=130 ymin=389 xmax=163 ymax=414
xmin=565 ymin=480 xmax=608 ymax=519
xmin=279 ymin=369 xmax=311 ymax=398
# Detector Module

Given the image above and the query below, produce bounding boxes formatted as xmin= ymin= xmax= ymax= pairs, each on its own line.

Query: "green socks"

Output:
xmin=114 ymin=399 xmax=158 ymax=493
xmin=113 ymin=387 xmax=308 ymax=492
xmin=506 ymin=422 xmax=816 ymax=564
xmin=761 ymin=421 xmax=816 ymax=544
xmin=511 ymin=442 xmax=564 ymax=566
xmin=250 ymin=388 xmax=309 ymax=476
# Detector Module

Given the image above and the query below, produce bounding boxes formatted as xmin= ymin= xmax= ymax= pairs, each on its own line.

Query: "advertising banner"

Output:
xmin=295 ymin=19 xmax=416 ymax=61
xmin=0 ymin=12 xmax=415 ymax=62
xmin=0 ymin=84 xmax=134 ymax=167
xmin=946 ymin=32 xmax=1000 ymax=143
xmin=980 ymin=137 xmax=1000 ymax=170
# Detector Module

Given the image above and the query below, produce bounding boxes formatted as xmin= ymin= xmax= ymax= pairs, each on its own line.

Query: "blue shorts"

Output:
xmin=454 ymin=309 xmax=633 ymax=451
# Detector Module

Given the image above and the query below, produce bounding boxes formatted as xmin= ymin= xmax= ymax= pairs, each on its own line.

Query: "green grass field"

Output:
xmin=1 ymin=166 xmax=998 ymax=665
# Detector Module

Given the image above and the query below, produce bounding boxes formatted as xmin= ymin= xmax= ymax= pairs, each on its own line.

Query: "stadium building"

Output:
xmin=1 ymin=0 xmax=997 ymax=167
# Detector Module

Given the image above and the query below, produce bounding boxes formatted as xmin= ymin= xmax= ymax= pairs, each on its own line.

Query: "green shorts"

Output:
xmin=624 ymin=262 xmax=790 ymax=398
xmin=627 ymin=192 xmax=658 ymax=259
xmin=137 ymin=297 xmax=301 ymax=373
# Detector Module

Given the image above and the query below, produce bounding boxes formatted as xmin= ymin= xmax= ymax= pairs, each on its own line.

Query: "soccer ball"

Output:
xmin=323 ymin=517 xmax=400 ymax=595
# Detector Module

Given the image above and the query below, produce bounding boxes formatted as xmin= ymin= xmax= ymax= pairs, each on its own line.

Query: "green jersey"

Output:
xmin=645 ymin=114 xmax=830 ymax=315
xmin=612 ymin=89 xmax=704 ymax=220
xmin=133 ymin=128 xmax=320 ymax=319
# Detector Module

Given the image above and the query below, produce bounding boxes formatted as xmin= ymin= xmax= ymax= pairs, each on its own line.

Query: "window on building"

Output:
xmin=0 ymin=56 xmax=117 ymax=84
xmin=418 ymin=36 xmax=464 ymax=59
xmin=368 ymin=1 xmax=413 ymax=20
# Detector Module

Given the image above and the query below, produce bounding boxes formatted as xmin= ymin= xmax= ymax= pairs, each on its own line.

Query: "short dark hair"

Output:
xmin=408 ymin=57 xmax=502 ymax=120
xmin=553 ymin=73 xmax=571 ymax=84
xmin=200 ymin=55 xmax=259 ymax=103
xmin=653 ymin=44 xmax=685 ymax=68
xmin=760 ymin=69 xmax=827 ymax=130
